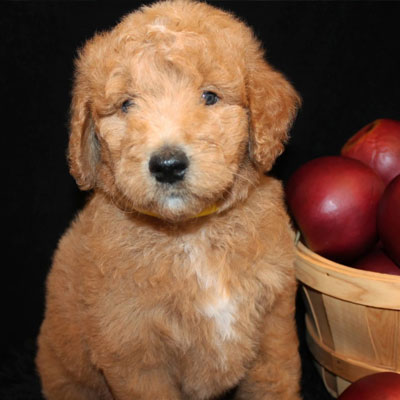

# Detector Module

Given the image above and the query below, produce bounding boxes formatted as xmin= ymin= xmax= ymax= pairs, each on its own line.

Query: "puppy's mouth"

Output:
xmin=159 ymin=192 xmax=187 ymax=213
xmin=149 ymin=189 xmax=218 ymax=221
xmin=164 ymin=193 xmax=186 ymax=208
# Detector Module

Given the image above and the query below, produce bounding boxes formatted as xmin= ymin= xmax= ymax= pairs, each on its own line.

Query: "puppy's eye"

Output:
xmin=121 ymin=99 xmax=134 ymax=113
xmin=202 ymin=91 xmax=219 ymax=106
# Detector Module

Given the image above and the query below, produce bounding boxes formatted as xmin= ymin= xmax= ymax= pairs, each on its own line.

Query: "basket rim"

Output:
xmin=295 ymin=241 xmax=400 ymax=309
xmin=298 ymin=241 xmax=400 ymax=283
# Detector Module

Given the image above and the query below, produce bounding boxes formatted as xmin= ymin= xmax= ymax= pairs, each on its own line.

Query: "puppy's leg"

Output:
xmin=36 ymin=339 xmax=112 ymax=400
xmin=236 ymin=288 xmax=302 ymax=400
xmin=103 ymin=365 xmax=182 ymax=400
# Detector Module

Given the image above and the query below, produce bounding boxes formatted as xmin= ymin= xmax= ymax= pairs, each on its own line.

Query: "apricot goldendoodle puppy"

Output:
xmin=36 ymin=1 xmax=302 ymax=399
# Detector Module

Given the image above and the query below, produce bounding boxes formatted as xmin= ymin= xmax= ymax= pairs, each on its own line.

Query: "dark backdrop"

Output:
xmin=1 ymin=2 xmax=400 ymax=399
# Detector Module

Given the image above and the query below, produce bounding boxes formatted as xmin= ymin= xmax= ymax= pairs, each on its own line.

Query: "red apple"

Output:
xmin=353 ymin=248 xmax=400 ymax=275
xmin=377 ymin=174 xmax=400 ymax=265
xmin=338 ymin=372 xmax=400 ymax=400
xmin=341 ymin=119 xmax=400 ymax=185
xmin=286 ymin=156 xmax=384 ymax=263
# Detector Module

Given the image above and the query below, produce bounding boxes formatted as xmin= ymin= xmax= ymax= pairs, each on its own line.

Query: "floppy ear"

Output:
xmin=67 ymin=76 xmax=99 ymax=191
xmin=247 ymin=57 xmax=301 ymax=172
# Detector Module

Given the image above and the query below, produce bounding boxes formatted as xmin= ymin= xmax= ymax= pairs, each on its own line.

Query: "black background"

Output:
xmin=1 ymin=1 xmax=400 ymax=399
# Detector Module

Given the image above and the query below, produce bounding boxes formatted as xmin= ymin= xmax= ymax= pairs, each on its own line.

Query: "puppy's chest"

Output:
xmin=176 ymin=242 xmax=260 ymax=343
xmin=185 ymin=250 xmax=236 ymax=339
xmin=173 ymin=242 xmax=262 ymax=390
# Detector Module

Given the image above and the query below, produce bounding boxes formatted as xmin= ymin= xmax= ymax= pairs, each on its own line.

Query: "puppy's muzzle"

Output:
xmin=149 ymin=147 xmax=189 ymax=184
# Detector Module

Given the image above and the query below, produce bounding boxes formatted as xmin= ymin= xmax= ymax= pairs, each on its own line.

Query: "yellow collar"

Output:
xmin=135 ymin=204 xmax=219 ymax=220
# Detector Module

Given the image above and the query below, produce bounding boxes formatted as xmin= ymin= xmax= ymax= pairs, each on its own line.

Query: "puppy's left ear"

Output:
xmin=247 ymin=57 xmax=301 ymax=172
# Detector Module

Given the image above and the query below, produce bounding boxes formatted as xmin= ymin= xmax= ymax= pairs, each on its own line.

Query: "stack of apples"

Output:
xmin=286 ymin=119 xmax=400 ymax=274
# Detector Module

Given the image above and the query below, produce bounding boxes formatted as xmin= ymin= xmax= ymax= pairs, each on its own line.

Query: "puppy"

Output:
xmin=36 ymin=1 xmax=302 ymax=399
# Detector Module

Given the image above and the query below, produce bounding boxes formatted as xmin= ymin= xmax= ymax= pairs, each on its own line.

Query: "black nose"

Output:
xmin=149 ymin=147 xmax=189 ymax=184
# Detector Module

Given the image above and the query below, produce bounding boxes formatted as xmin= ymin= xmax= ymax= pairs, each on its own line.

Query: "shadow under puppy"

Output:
xmin=36 ymin=1 xmax=302 ymax=399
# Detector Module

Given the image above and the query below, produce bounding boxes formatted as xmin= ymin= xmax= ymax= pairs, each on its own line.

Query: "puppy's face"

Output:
xmin=69 ymin=0 xmax=300 ymax=220
xmin=94 ymin=37 xmax=249 ymax=219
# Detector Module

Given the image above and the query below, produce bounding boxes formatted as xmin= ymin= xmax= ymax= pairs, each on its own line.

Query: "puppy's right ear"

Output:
xmin=68 ymin=76 xmax=99 ymax=191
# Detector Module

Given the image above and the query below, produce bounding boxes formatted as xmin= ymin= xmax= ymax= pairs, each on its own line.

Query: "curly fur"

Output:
xmin=36 ymin=1 xmax=302 ymax=399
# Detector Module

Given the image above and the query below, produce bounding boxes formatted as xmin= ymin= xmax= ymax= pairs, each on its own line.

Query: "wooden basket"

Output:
xmin=295 ymin=241 xmax=400 ymax=398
